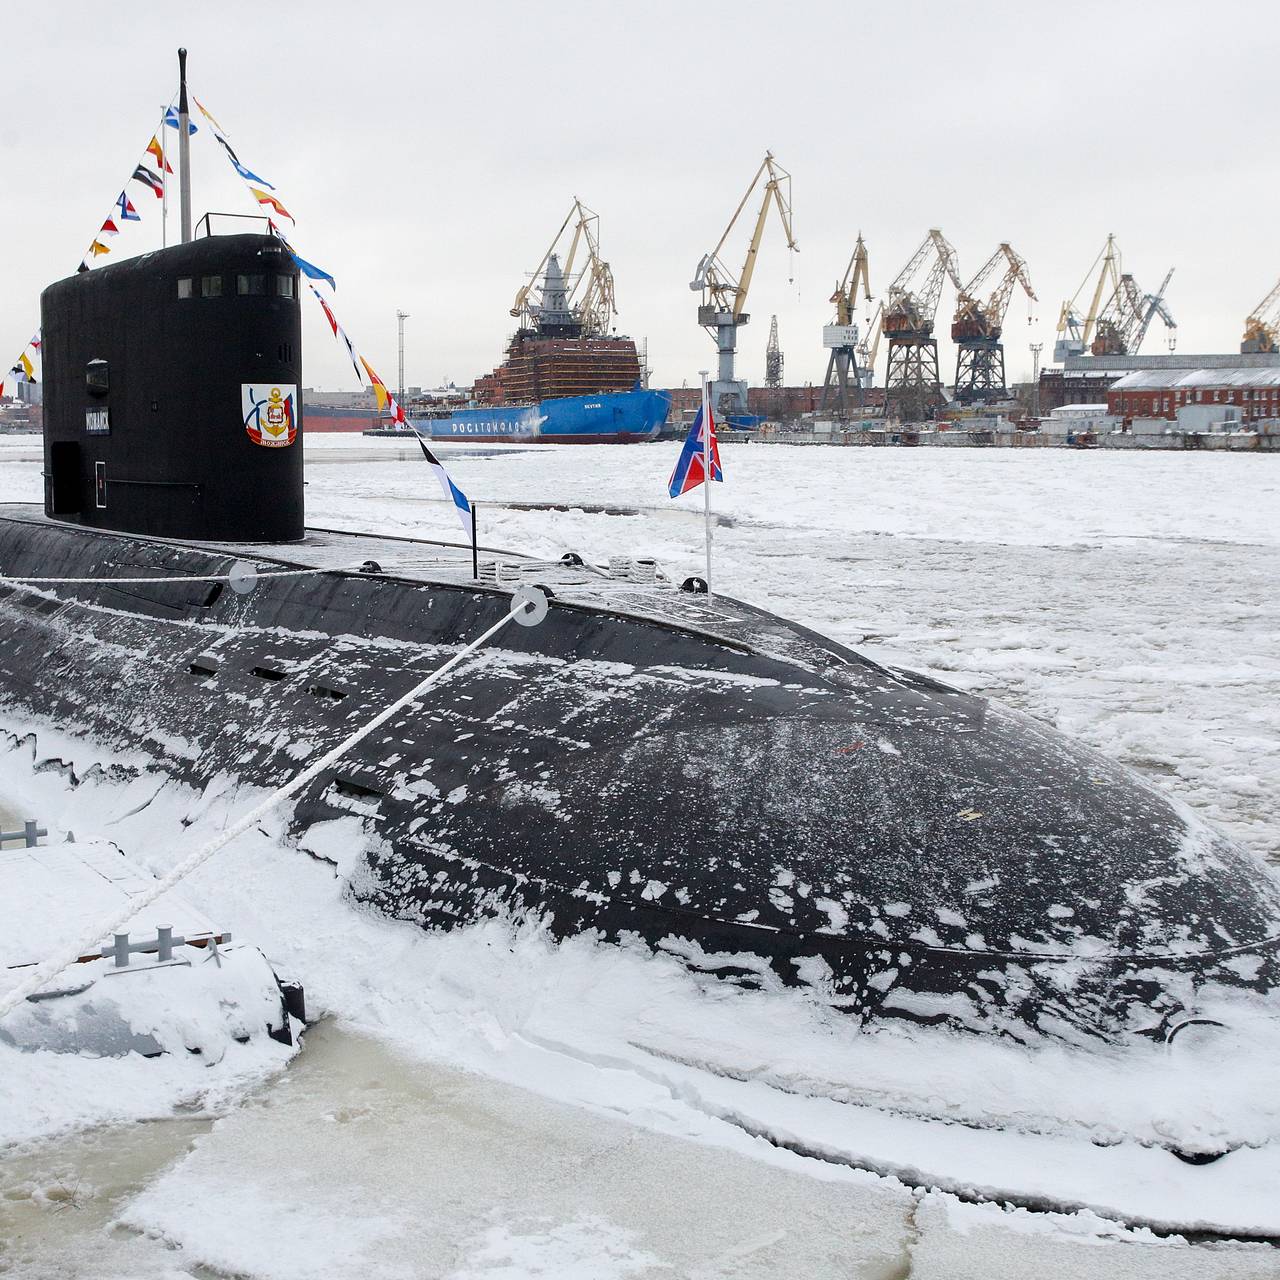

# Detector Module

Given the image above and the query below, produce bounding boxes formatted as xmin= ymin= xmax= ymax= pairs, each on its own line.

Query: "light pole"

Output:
xmin=1029 ymin=343 xmax=1043 ymax=419
xmin=396 ymin=310 xmax=410 ymax=411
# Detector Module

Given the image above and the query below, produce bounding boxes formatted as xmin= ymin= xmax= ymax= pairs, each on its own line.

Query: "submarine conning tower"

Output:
xmin=40 ymin=232 xmax=304 ymax=542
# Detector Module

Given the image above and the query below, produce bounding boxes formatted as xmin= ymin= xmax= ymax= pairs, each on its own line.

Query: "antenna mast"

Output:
xmin=178 ymin=48 xmax=193 ymax=244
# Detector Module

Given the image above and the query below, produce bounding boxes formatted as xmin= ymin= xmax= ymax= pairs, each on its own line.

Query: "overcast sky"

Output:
xmin=3 ymin=0 xmax=1279 ymax=395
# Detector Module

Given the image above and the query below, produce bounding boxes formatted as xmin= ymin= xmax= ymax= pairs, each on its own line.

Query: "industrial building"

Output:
xmin=1107 ymin=367 xmax=1280 ymax=423
xmin=1039 ymin=351 xmax=1280 ymax=415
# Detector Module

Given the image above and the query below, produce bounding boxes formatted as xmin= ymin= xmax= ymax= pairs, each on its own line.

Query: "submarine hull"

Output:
xmin=1 ymin=506 xmax=1277 ymax=1044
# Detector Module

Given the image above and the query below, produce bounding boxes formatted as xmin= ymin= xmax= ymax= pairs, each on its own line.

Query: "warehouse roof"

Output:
xmin=1109 ymin=367 xmax=1280 ymax=391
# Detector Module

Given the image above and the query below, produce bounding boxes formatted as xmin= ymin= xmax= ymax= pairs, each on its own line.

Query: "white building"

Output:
xmin=1041 ymin=403 xmax=1116 ymax=437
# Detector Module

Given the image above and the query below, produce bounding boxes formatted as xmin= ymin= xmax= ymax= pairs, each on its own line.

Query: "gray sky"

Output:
xmin=4 ymin=0 xmax=1279 ymax=394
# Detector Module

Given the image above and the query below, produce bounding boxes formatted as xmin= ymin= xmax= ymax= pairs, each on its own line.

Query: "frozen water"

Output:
xmin=120 ymin=1022 xmax=913 ymax=1280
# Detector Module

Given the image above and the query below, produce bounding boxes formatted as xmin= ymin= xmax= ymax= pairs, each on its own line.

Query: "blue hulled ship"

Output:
xmin=411 ymin=386 xmax=670 ymax=444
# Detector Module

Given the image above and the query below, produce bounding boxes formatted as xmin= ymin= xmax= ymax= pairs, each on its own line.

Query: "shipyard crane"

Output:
xmin=1242 ymin=276 xmax=1280 ymax=353
xmin=690 ymin=152 xmax=797 ymax=417
xmin=856 ymin=303 xmax=883 ymax=391
xmin=820 ymin=233 xmax=872 ymax=417
xmin=951 ymin=243 xmax=1036 ymax=403
xmin=1055 ymin=235 xmax=1121 ymax=360
xmin=511 ymin=198 xmax=617 ymax=338
xmin=881 ymin=229 xmax=962 ymax=423
xmin=765 ymin=315 xmax=784 ymax=388
xmin=1091 ymin=268 xmax=1176 ymax=356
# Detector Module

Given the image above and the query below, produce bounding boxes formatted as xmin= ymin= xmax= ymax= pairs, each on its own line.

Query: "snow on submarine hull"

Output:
xmin=5 ymin=231 xmax=1279 ymax=1049
xmin=1 ymin=507 xmax=1278 ymax=1046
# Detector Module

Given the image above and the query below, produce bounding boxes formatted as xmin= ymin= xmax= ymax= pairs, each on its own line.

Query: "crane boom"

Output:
xmin=952 ymin=243 xmax=1035 ymax=341
xmin=882 ymin=229 xmax=961 ymax=337
xmin=830 ymin=233 xmax=872 ymax=326
xmin=690 ymin=151 xmax=797 ymax=324
xmin=1243 ymin=275 xmax=1280 ymax=353
xmin=511 ymin=202 xmax=579 ymax=320
xmin=1134 ymin=268 xmax=1176 ymax=351
xmin=510 ymin=198 xmax=617 ymax=338
xmin=857 ymin=302 xmax=883 ymax=375
xmin=955 ymin=246 xmax=1007 ymax=317
xmin=1092 ymin=267 xmax=1176 ymax=356
xmin=1055 ymin=235 xmax=1120 ymax=359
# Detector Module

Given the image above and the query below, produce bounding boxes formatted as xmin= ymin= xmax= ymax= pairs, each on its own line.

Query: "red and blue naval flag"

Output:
xmin=667 ymin=404 xmax=723 ymax=498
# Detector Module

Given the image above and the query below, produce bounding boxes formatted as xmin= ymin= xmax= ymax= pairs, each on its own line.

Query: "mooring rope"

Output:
xmin=0 ymin=593 xmax=541 ymax=1018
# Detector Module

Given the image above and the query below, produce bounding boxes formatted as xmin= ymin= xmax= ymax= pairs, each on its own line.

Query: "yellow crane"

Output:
xmin=951 ymin=243 xmax=1036 ymax=403
xmin=1242 ymin=276 xmax=1280 ymax=353
xmin=1055 ymin=235 xmax=1120 ymax=360
xmin=510 ymin=198 xmax=617 ymax=337
xmin=689 ymin=152 xmax=797 ymax=416
xmin=829 ymin=233 xmax=872 ymax=326
xmin=820 ymin=234 xmax=873 ymax=417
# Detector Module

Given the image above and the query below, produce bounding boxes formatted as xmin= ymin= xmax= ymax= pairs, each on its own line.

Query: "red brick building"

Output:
xmin=1107 ymin=368 xmax=1280 ymax=422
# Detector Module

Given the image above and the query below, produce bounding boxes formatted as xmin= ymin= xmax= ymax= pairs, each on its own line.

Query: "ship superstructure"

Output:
xmin=472 ymin=200 xmax=644 ymax=408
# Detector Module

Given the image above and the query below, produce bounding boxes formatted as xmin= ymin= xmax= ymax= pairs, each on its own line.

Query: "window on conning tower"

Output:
xmin=237 ymin=274 xmax=266 ymax=296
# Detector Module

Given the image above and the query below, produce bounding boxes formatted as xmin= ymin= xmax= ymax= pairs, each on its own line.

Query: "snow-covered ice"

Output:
xmin=2 ymin=437 xmax=1279 ymax=1275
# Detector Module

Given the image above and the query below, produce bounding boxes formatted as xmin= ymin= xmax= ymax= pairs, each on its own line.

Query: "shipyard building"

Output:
xmin=1107 ymin=367 xmax=1280 ymax=424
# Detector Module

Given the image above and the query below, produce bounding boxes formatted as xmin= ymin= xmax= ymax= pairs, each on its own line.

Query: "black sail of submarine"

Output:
xmin=41 ymin=233 xmax=302 ymax=541
xmin=3 ymin=234 xmax=1279 ymax=1044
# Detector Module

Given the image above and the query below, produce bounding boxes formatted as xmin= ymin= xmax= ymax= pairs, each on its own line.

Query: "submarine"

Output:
xmin=0 ymin=220 xmax=1278 ymax=1055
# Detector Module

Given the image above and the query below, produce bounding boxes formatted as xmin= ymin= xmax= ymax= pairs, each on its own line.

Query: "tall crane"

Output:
xmin=820 ymin=233 xmax=872 ymax=417
xmin=881 ymin=229 xmax=962 ymax=423
xmin=1091 ymin=268 xmax=1176 ymax=356
xmin=765 ymin=315 xmax=784 ymax=388
xmin=690 ymin=152 xmax=797 ymax=417
xmin=951 ymin=243 xmax=1036 ymax=404
xmin=510 ymin=198 xmax=617 ymax=338
xmin=1242 ymin=276 xmax=1280 ymax=353
xmin=1054 ymin=235 xmax=1120 ymax=361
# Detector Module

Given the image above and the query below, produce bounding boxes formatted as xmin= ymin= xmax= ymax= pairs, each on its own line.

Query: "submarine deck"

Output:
xmin=0 ymin=503 xmax=877 ymax=683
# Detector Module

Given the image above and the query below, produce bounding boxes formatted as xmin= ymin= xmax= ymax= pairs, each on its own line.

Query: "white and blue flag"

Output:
xmin=412 ymin=433 xmax=472 ymax=536
xmin=162 ymin=106 xmax=198 ymax=135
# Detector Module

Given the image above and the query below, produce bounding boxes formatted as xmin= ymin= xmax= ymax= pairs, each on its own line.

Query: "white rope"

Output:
xmin=0 ymin=565 xmax=362 ymax=586
xmin=0 ymin=597 xmax=533 ymax=1017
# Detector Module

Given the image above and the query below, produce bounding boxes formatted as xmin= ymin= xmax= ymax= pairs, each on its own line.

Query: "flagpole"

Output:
xmin=471 ymin=503 xmax=479 ymax=581
xmin=159 ymin=105 xmax=169 ymax=248
xmin=177 ymin=48 xmax=192 ymax=245
xmin=700 ymin=369 xmax=712 ymax=603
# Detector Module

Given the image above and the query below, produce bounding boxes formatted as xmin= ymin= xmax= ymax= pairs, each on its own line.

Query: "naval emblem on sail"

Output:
xmin=242 ymin=383 xmax=297 ymax=447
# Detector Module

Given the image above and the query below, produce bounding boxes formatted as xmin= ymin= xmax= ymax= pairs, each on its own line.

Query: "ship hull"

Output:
xmin=1 ymin=505 xmax=1278 ymax=1049
xmin=409 ymin=388 xmax=670 ymax=444
xmin=304 ymin=406 xmax=383 ymax=433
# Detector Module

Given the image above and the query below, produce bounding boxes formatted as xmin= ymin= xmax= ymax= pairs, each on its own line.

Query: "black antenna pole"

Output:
xmin=471 ymin=504 xmax=479 ymax=581
xmin=177 ymin=48 xmax=192 ymax=244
